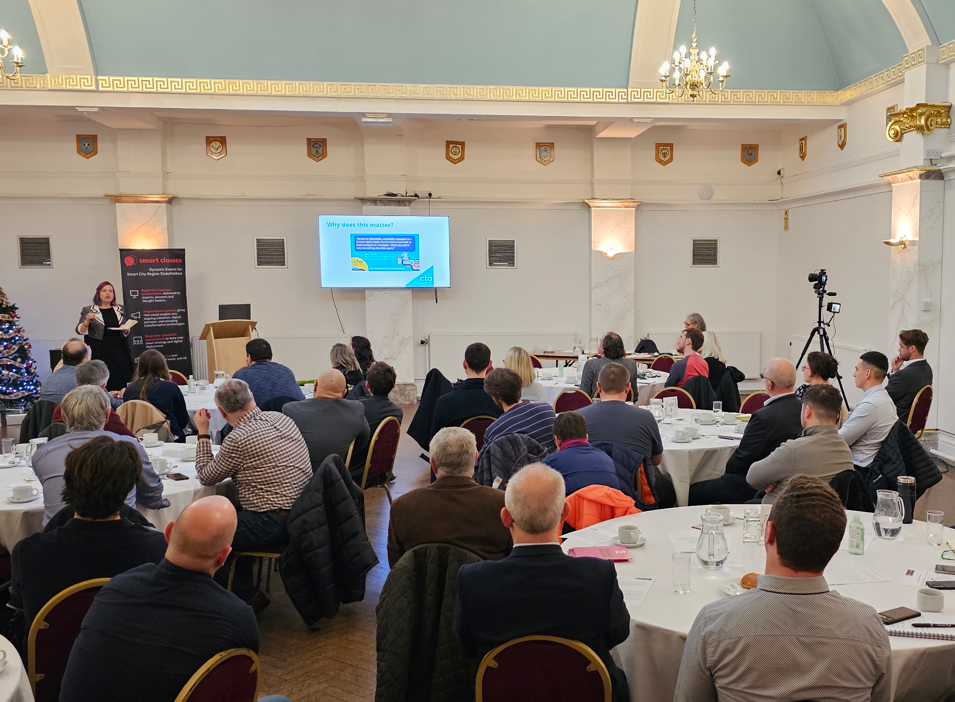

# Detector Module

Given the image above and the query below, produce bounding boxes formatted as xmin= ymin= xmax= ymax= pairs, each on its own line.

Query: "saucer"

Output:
xmin=142 ymin=441 xmax=163 ymax=449
xmin=671 ymin=436 xmax=692 ymax=443
xmin=7 ymin=495 xmax=37 ymax=504
xmin=612 ymin=536 xmax=646 ymax=548
xmin=721 ymin=515 xmax=737 ymax=526
xmin=720 ymin=578 xmax=747 ymax=596
xmin=179 ymin=456 xmax=196 ymax=463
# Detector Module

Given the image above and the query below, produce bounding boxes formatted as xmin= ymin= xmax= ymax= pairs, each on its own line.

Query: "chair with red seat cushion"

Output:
xmin=740 ymin=391 xmax=770 ymax=415
xmin=653 ymin=387 xmax=695 ymax=409
xmin=169 ymin=370 xmax=189 ymax=386
xmin=531 ymin=356 xmax=543 ymax=369
xmin=460 ymin=415 xmax=497 ymax=453
xmin=29 ymin=578 xmax=110 ymax=702
xmin=174 ymin=648 xmax=260 ymax=702
xmin=476 ymin=635 xmax=611 ymax=702
xmin=553 ymin=389 xmax=593 ymax=413
xmin=907 ymin=385 xmax=932 ymax=439
xmin=227 ymin=546 xmax=284 ymax=595
xmin=360 ymin=416 xmax=401 ymax=503
xmin=649 ymin=355 xmax=675 ymax=372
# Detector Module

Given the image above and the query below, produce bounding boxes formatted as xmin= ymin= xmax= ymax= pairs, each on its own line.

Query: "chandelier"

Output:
xmin=0 ymin=28 xmax=24 ymax=83
xmin=659 ymin=0 xmax=729 ymax=101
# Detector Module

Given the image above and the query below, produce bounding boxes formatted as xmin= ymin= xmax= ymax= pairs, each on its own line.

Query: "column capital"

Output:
xmin=355 ymin=196 xmax=418 ymax=207
xmin=104 ymin=194 xmax=177 ymax=204
xmin=878 ymin=166 xmax=943 ymax=184
xmin=584 ymin=199 xmax=643 ymax=209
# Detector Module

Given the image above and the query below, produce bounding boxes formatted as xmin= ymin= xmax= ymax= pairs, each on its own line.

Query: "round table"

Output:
xmin=537 ymin=372 xmax=668 ymax=407
xmin=562 ymin=507 xmax=955 ymax=702
xmin=0 ymin=634 xmax=33 ymax=702
xmin=180 ymin=385 xmax=308 ymax=437
xmin=656 ymin=409 xmax=741 ymax=506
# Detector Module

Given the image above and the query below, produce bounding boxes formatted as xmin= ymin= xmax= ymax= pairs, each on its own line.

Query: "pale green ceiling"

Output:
xmin=0 ymin=0 xmax=46 ymax=74
xmin=921 ymin=0 xmax=955 ymax=44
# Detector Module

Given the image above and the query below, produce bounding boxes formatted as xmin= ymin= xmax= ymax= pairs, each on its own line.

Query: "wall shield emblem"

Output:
xmin=307 ymin=138 xmax=327 ymax=162
xmin=837 ymin=123 xmax=847 ymax=150
xmin=206 ymin=136 xmax=227 ymax=161
xmin=655 ymin=143 xmax=673 ymax=166
xmin=446 ymin=140 xmax=465 ymax=164
xmin=740 ymin=144 xmax=758 ymax=167
xmin=886 ymin=105 xmax=898 ymax=126
xmin=536 ymin=142 xmax=555 ymax=166
xmin=76 ymin=135 xmax=97 ymax=159
xmin=798 ymin=136 xmax=808 ymax=161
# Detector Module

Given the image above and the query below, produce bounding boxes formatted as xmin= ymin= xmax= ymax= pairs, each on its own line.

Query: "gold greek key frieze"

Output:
xmin=886 ymin=103 xmax=953 ymax=142
xmin=941 ymin=40 xmax=955 ymax=64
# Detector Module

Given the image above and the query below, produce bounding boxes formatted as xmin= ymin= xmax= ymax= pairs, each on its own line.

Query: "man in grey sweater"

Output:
xmin=747 ymin=384 xmax=853 ymax=504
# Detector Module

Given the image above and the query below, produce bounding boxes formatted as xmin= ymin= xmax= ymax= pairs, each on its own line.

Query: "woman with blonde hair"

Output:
xmin=700 ymin=331 xmax=727 ymax=391
xmin=330 ymin=343 xmax=364 ymax=387
xmin=504 ymin=347 xmax=546 ymax=403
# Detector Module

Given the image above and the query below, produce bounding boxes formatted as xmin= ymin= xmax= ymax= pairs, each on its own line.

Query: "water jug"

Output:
xmin=873 ymin=489 xmax=904 ymax=539
xmin=696 ymin=510 xmax=729 ymax=569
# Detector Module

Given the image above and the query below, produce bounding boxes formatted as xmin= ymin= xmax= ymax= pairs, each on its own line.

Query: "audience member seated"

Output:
xmin=388 ymin=427 xmax=510 ymax=566
xmin=840 ymin=352 xmax=898 ymax=470
xmin=580 ymin=332 xmax=638 ymax=398
xmin=674 ymin=476 xmax=890 ymax=702
xmin=232 ymin=338 xmax=303 ymax=407
xmin=195 ymin=379 xmax=312 ymax=611
xmin=795 ymin=351 xmax=849 ymax=425
xmin=122 ymin=348 xmax=191 ymax=441
xmin=747 ymin=385 xmax=853 ymax=504
xmin=351 ymin=335 xmax=376 ymax=374
xmin=578 ymin=363 xmax=663 ymax=464
xmin=10 ymin=435 xmax=167 ymax=645
xmin=353 ymin=362 xmax=404 ymax=473
xmin=505 ymin=346 xmax=546 ymax=403
xmin=59 ymin=496 xmax=292 ymax=702
xmin=455 ymin=464 xmax=631 ymax=702
xmin=700 ymin=331 xmax=727 ymax=390
xmin=684 ymin=312 xmax=707 ymax=332
xmin=430 ymin=342 xmax=503 ymax=437
xmin=543 ymin=411 xmax=620 ymax=494
xmin=283 ymin=369 xmax=370 ymax=477
xmin=32 ymin=386 xmax=168 ymax=525
xmin=51 ymin=360 xmax=134 ymax=437
xmin=37 ymin=338 xmax=89 ymax=403
xmin=887 ymin=329 xmax=933 ymax=421
xmin=689 ymin=358 xmax=801 ymax=505
xmin=331 ymin=342 xmax=366 ymax=389
xmin=666 ymin=328 xmax=708 ymax=389
xmin=482 ymin=369 xmax=557 ymax=454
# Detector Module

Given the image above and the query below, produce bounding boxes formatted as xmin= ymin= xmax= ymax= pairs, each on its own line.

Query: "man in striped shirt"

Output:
xmin=194 ymin=378 xmax=312 ymax=612
xmin=481 ymin=369 xmax=557 ymax=455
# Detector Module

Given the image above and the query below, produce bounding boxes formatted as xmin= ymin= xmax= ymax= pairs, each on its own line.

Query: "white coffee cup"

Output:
xmin=153 ymin=457 xmax=169 ymax=474
xmin=708 ymin=505 xmax=732 ymax=522
xmin=618 ymin=524 xmax=641 ymax=544
xmin=14 ymin=444 xmax=29 ymax=456
xmin=699 ymin=410 xmax=716 ymax=424
xmin=917 ymin=587 xmax=945 ymax=613
xmin=185 ymin=436 xmax=198 ymax=446
xmin=683 ymin=426 xmax=699 ymax=439
xmin=181 ymin=445 xmax=197 ymax=461
xmin=11 ymin=485 xmax=38 ymax=501
xmin=735 ymin=420 xmax=749 ymax=434
xmin=139 ymin=433 xmax=160 ymax=447
xmin=673 ymin=429 xmax=688 ymax=441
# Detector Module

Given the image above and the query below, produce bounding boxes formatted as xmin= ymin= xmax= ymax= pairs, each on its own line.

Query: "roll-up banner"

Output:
xmin=119 ymin=248 xmax=193 ymax=375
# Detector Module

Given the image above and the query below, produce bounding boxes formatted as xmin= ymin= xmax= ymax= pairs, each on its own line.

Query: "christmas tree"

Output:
xmin=0 ymin=286 xmax=40 ymax=411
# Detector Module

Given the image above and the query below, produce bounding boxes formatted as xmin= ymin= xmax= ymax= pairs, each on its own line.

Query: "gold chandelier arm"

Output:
xmin=0 ymin=59 xmax=20 ymax=82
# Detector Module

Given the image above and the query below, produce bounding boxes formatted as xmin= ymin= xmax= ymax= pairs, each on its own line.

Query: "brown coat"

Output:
xmin=387 ymin=475 xmax=512 ymax=567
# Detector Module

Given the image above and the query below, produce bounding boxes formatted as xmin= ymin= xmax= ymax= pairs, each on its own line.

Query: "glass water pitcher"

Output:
xmin=873 ymin=489 xmax=904 ymax=540
xmin=696 ymin=511 xmax=729 ymax=569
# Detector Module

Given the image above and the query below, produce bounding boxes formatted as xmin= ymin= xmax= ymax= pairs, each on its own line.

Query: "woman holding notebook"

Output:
xmin=75 ymin=281 xmax=135 ymax=391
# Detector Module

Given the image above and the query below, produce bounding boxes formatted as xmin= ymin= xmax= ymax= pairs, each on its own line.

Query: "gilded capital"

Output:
xmin=886 ymin=103 xmax=952 ymax=142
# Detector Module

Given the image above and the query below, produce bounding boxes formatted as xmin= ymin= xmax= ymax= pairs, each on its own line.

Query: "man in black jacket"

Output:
xmin=353 ymin=362 xmax=404 ymax=481
xmin=455 ymin=464 xmax=631 ymax=702
xmin=689 ymin=358 xmax=802 ymax=505
xmin=886 ymin=329 xmax=933 ymax=421
xmin=429 ymin=342 xmax=502 ymax=438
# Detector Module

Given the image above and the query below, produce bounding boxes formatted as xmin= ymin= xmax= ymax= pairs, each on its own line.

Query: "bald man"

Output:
xmin=689 ymin=358 xmax=803 ymax=505
xmin=60 ymin=497 xmax=268 ymax=702
xmin=283 ymin=368 xmax=370 ymax=480
xmin=38 ymin=337 xmax=90 ymax=403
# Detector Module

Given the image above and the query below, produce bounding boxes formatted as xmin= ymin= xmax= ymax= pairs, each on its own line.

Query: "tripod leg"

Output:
xmin=820 ymin=330 xmax=852 ymax=411
xmin=796 ymin=327 xmax=821 ymax=370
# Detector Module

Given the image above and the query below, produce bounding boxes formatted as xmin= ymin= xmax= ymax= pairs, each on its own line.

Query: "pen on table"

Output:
xmin=911 ymin=623 xmax=955 ymax=628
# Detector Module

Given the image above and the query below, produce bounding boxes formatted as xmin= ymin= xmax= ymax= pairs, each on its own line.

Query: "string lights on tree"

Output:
xmin=0 ymin=287 xmax=40 ymax=409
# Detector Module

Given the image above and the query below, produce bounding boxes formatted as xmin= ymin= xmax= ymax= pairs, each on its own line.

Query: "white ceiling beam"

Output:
xmin=27 ymin=0 xmax=94 ymax=75
xmin=595 ymin=119 xmax=655 ymax=138
xmin=628 ymin=0 xmax=682 ymax=88
xmin=78 ymin=108 xmax=163 ymax=130
xmin=881 ymin=0 xmax=938 ymax=52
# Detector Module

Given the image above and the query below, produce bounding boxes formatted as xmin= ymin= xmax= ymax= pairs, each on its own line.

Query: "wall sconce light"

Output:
xmin=600 ymin=243 xmax=620 ymax=257
xmin=882 ymin=235 xmax=914 ymax=249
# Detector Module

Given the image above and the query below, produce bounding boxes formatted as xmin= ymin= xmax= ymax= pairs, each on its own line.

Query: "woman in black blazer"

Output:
xmin=75 ymin=281 xmax=134 ymax=391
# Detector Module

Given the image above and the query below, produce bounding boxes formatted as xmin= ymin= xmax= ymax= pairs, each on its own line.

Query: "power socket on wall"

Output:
xmin=925 ymin=149 xmax=943 ymax=160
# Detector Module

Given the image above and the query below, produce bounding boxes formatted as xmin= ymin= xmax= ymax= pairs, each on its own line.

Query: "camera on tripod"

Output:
xmin=808 ymin=269 xmax=827 ymax=285
xmin=797 ymin=268 xmax=850 ymax=409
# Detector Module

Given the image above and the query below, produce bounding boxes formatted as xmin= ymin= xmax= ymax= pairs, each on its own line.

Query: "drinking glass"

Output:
xmin=672 ymin=552 xmax=691 ymax=594
xmin=743 ymin=508 xmax=761 ymax=543
xmin=712 ymin=401 xmax=723 ymax=414
xmin=1 ymin=438 xmax=14 ymax=457
xmin=927 ymin=510 xmax=945 ymax=546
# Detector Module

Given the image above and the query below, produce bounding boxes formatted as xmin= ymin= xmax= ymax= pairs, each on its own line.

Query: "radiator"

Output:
xmin=648 ymin=331 xmax=761 ymax=379
xmin=190 ymin=335 xmax=349 ymax=381
xmin=789 ymin=335 xmax=868 ymax=409
xmin=427 ymin=332 xmax=576 ymax=381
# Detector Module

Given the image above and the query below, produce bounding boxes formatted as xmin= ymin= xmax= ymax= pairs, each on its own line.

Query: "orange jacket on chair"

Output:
xmin=561 ymin=485 xmax=640 ymax=532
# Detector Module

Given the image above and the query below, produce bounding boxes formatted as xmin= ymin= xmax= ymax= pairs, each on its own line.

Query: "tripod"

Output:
xmin=795 ymin=284 xmax=851 ymax=410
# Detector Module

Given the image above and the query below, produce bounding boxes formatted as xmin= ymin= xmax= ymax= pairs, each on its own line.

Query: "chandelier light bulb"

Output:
xmin=660 ymin=61 xmax=670 ymax=75
xmin=673 ymin=50 xmax=680 ymax=61
xmin=680 ymin=45 xmax=687 ymax=56
xmin=12 ymin=46 xmax=22 ymax=62
xmin=700 ymin=50 xmax=707 ymax=62
xmin=0 ymin=30 xmax=8 ymax=47
xmin=710 ymin=47 xmax=716 ymax=57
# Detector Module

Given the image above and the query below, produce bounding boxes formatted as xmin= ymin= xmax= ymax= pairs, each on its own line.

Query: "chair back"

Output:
xmin=907 ymin=385 xmax=932 ymax=439
xmin=38 ymin=422 xmax=68 ymax=441
xmin=174 ymin=648 xmax=260 ymax=702
xmin=169 ymin=370 xmax=189 ymax=386
xmin=460 ymin=415 xmax=497 ymax=452
xmin=476 ymin=635 xmax=611 ymax=702
xmin=740 ymin=391 xmax=770 ymax=415
xmin=116 ymin=399 xmax=173 ymax=440
xmin=29 ymin=577 xmax=110 ymax=702
xmin=649 ymin=355 xmax=675 ymax=372
xmin=531 ymin=356 xmax=543 ymax=369
xmin=361 ymin=416 xmax=401 ymax=490
xmin=554 ymin=389 xmax=593 ymax=413
xmin=260 ymin=395 xmax=303 ymax=413
xmin=829 ymin=470 xmax=875 ymax=512
xmin=653 ymin=387 xmax=695 ymax=409
xmin=18 ymin=400 xmax=57 ymax=443
xmin=683 ymin=375 xmax=717 ymax=411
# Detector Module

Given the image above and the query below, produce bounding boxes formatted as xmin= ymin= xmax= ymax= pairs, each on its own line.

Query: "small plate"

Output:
xmin=722 ymin=515 xmax=737 ymax=526
xmin=7 ymin=495 xmax=38 ymax=504
xmin=142 ymin=441 xmax=164 ymax=449
xmin=720 ymin=578 xmax=747 ymax=596
xmin=179 ymin=456 xmax=196 ymax=463
xmin=612 ymin=536 xmax=646 ymax=549
xmin=671 ymin=437 xmax=692 ymax=443
xmin=0 ymin=460 xmax=20 ymax=469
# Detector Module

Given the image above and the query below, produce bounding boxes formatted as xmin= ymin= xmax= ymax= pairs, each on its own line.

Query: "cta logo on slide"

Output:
xmin=406 ymin=266 xmax=436 ymax=287
xmin=351 ymin=258 xmax=369 ymax=271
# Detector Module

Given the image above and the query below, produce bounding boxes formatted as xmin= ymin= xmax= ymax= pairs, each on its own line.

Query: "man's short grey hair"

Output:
xmin=74 ymin=359 xmax=110 ymax=388
xmin=504 ymin=464 xmax=566 ymax=535
xmin=429 ymin=427 xmax=477 ymax=477
xmin=214 ymin=379 xmax=254 ymax=413
xmin=61 ymin=385 xmax=110 ymax=432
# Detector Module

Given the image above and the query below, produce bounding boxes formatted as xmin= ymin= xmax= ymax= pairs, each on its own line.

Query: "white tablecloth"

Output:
xmin=656 ymin=409 xmax=740 ymax=506
xmin=537 ymin=372 xmax=668 ymax=407
xmin=180 ymin=385 xmax=308 ymax=437
xmin=563 ymin=507 xmax=955 ymax=702
xmin=0 ymin=634 xmax=32 ymax=702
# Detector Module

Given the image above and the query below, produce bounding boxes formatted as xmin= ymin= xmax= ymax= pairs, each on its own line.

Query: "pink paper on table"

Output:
xmin=567 ymin=545 xmax=632 ymax=561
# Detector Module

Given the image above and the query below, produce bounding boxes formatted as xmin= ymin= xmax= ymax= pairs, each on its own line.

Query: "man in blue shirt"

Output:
xmin=38 ymin=338 xmax=89 ymax=403
xmin=232 ymin=338 xmax=303 ymax=407
xmin=543 ymin=411 xmax=620 ymax=494
xmin=481 ymin=369 xmax=557 ymax=454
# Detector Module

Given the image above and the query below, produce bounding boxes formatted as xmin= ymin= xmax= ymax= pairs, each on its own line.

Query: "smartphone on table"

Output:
xmin=878 ymin=607 xmax=921 ymax=625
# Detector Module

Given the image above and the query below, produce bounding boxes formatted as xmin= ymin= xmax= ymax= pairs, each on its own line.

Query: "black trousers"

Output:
xmin=213 ymin=510 xmax=288 ymax=600
xmin=688 ymin=473 xmax=758 ymax=505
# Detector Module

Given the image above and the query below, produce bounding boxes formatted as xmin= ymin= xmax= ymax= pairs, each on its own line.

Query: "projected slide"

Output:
xmin=319 ymin=215 xmax=450 ymax=288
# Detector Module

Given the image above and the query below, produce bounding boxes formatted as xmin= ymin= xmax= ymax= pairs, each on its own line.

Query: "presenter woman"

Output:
xmin=75 ymin=281 xmax=134 ymax=392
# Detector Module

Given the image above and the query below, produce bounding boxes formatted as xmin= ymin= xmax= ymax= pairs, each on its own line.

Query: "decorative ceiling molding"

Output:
xmin=584 ymin=199 xmax=643 ymax=209
xmin=881 ymin=0 xmax=938 ymax=51
xmin=26 ymin=0 xmax=95 ymax=76
xmin=104 ymin=194 xmax=177 ymax=204
xmin=628 ymin=0 xmax=682 ymax=88
xmin=940 ymin=40 xmax=955 ymax=64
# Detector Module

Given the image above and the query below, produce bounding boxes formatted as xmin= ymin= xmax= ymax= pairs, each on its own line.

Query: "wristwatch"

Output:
xmin=197 ymin=434 xmax=211 ymax=441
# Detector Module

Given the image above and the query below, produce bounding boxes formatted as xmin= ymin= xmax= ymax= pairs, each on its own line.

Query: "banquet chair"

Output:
xmin=561 ymin=485 xmax=640 ymax=532
xmin=531 ymin=356 xmax=543 ymax=369
xmin=740 ymin=391 xmax=770 ymax=415
xmin=29 ymin=577 xmax=110 ymax=702
xmin=653 ymin=387 xmax=695 ymax=409
xmin=227 ymin=546 xmax=284 ymax=595
xmin=174 ymin=648 xmax=260 ymax=702
xmin=476 ymin=635 xmax=611 ymax=702
xmin=259 ymin=395 xmax=304 ymax=413
xmin=116 ymin=400 xmax=174 ymax=442
xmin=906 ymin=385 xmax=933 ymax=439
xmin=360 ymin=416 xmax=401 ymax=504
xmin=553 ymin=389 xmax=592 ymax=413
xmin=649 ymin=355 xmax=676 ymax=372
xmin=169 ymin=370 xmax=189 ymax=386
xmin=18 ymin=400 xmax=56 ymax=443
xmin=460 ymin=415 xmax=497 ymax=453
xmin=594 ymin=387 xmax=634 ymax=403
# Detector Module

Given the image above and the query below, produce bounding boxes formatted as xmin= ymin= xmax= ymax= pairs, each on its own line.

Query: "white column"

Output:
xmin=107 ymin=195 xmax=176 ymax=249
xmin=586 ymin=200 xmax=640 ymax=350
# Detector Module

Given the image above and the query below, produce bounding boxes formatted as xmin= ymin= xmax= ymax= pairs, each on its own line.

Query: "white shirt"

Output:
xmin=900 ymin=358 xmax=926 ymax=371
xmin=762 ymin=391 xmax=794 ymax=407
xmin=838 ymin=385 xmax=897 ymax=467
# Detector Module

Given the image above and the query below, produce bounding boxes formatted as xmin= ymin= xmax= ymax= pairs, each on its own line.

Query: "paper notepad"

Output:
xmin=886 ymin=614 xmax=955 ymax=641
xmin=109 ymin=319 xmax=137 ymax=331
xmin=567 ymin=545 xmax=632 ymax=562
